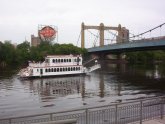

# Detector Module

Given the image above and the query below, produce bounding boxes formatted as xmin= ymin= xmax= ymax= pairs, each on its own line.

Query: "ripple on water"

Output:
xmin=1 ymin=64 xmax=165 ymax=118
xmin=42 ymin=104 xmax=55 ymax=108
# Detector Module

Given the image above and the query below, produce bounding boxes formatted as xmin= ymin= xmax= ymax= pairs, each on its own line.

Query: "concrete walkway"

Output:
xmin=142 ymin=120 xmax=165 ymax=124
xmin=142 ymin=118 xmax=165 ymax=124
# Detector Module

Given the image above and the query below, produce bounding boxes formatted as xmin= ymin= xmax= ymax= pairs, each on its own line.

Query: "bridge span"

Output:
xmin=88 ymin=36 xmax=165 ymax=54
xmin=77 ymin=22 xmax=165 ymax=55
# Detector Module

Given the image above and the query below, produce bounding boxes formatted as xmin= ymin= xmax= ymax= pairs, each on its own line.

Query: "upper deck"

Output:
xmin=29 ymin=54 xmax=83 ymax=68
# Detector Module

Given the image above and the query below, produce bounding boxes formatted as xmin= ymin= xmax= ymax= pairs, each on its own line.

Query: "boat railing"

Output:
xmin=29 ymin=62 xmax=47 ymax=67
xmin=83 ymin=57 xmax=97 ymax=66
xmin=87 ymin=64 xmax=101 ymax=73
xmin=29 ymin=62 xmax=82 ymax=67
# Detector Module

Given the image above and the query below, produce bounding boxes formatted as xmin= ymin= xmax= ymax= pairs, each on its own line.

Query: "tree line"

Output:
xmin=0 ymin=41 xmax=87 ymax=67
xmin=126 ymin=50 xmax=165 ymax=64
xmin=1 ymin=40 xmax=165 ymax=68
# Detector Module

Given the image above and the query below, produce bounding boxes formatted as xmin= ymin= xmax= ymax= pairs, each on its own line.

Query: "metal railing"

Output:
xmin=0 ymin=96 xmax=165 ymax=124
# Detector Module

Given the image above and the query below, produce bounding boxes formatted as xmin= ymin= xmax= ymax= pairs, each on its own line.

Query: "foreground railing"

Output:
xmin=0 ymin=96 xmax=165 ymax=124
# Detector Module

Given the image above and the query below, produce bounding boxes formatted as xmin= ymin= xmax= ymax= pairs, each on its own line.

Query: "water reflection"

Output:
xmin=21 ymin=76 xmax=85 ymax=101
xmin=21 ymin=75 xmax=109 ymax=101
xmin=1 ymin=63 xmax=165 ymax=118
xmin=146 ymin=65 xmax=162 ymax=79
xmin=102 ymin=63 xmax=126 ymax=74
xmin=99 ymin=75 xmax=104 ymax=98
xmin=104 ymin=62 xmax=165 ymax=80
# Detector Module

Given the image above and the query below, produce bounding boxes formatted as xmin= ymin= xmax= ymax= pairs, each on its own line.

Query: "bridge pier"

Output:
xmin=117 ymin=53 xmax=126 ymax=63
xmin=89 ymin=52 xmax=127 ymax=65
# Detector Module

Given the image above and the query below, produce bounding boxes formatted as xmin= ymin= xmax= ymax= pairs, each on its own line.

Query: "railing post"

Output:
xmin=9 ymin=119 xmax=11 ymax=124
xmin=85 ymin=109 xmax=88 ymax=124
xmin=161 ymin=97 xmax=164 ymax=119
xmin=115 ymin=104 xmax=118 ymax=124
xmin=140 ymin=100 xmax=143 ymax=124
xmin=50 ymin=113 xmax=53 ymax=121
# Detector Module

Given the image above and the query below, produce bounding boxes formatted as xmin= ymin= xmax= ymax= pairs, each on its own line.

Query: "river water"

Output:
xmin=0 ymin=63 xmax=165 ymax=118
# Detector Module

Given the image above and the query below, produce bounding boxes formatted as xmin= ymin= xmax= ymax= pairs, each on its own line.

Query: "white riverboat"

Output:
xmin=19 ymin=54 xmax=101 ymax=78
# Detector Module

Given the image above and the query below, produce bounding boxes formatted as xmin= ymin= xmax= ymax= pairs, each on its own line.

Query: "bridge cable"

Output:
xmin=76 ymin=31 xmax=81 ymax=47
xmin=107 ymin=30 xmax=127 ymax=41
xmin=105 ymin=30 xmax=118 ymax=43
xmin=87 ymin=29 xmax=99 ymax=38
xmin=160 ymin=26 xmax=162 ymax=36
xmin=130 ymin=22 xmax=165 ymax=38
xmin=86 ymin=29 xmax=100 ymax=47
xmin=129 ymin=32 xmax=144 ymax=40
xmin=93 ymin=31 xmax=99 ymax=47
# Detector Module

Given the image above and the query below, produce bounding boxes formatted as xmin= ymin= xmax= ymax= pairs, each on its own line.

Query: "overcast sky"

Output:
xmin=0 ymin=0 xmax=165 ymax=47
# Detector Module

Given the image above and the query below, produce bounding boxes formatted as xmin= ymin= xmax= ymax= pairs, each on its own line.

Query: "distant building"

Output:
xmin=116 ymin=26 xmax=129 ymax=43
xmin=4 ymin=40 xmax=12 ymax=43
xmin=31 ymin=35 xmax=41 ymax=47
xmin=13 ymin=43 xmax=17 ymax=48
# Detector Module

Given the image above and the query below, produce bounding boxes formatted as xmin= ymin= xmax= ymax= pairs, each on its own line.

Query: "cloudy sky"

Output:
xmin=0 ymin=0 xmax=165 ymax=47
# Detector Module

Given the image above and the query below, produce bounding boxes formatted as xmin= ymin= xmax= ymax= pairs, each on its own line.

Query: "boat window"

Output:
xmin=71 ymin=67 xmax=73 ymax=71
xmin=54 ymin=68 xmax=56 ymax=72
xmin=66 ymin=67 xmax=67 ymax=71
xmin=57 ymin=68 xmax=59 ymax=72
xmin=63 ymin=68 xmax=65 ymax=71
xmin=55 ymin=59 xmax=57 ymax=63
xmin=67 ymin=59 xmax=68 ymax=62
xmin=58 ymin=59 xmax=60 ymax=63
xmin=64 ymin=59 xmax=66 ymax=62
xmin=60 ymin=68 xmax=62 ymax=72
xmin=68 ymin=67 xmax=70 ymax=71
xmin=73 ymin=67 xmax=75 ymax=71
xmin=69 ymin=59 xmax=71 ymax=62
xmin=52 ymin=59 xmax=55 ymax=63
xmin=76 ymin=67 xmax=78 ymax=70
xmin=37 ymin=69 xmax=39 ymax=72
xmin=51 ymin=68 xmax=53 ymax=72
xmin=49 ymin=68 xmax=51 ymax=72
xmin=78 ymin=67 xmax=80 ymax=70
xmin=61 ymin=59 xmax=63 ymax=62
xmin=45 ymin=69 xmax=47 ymax=72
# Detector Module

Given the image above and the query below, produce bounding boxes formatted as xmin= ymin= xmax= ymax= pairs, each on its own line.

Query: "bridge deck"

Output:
xmin=88 ymin=39 xmax=165 ymax=53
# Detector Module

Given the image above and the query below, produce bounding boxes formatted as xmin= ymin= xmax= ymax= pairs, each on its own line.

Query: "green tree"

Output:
xmin=16 ymin=41 xmax=30 ymax=64
xmin=0 ymin=41 xmax=17 ymax=66
xmin=0 ymin=40 xmax=88 ymax=67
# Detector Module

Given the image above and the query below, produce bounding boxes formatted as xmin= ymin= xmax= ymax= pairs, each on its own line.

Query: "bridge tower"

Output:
xmin=81 ymin=22 xmax=129 ymax=48
xmin=81 ymin=22 xmax=85 ymax=48
xmin=117 ymin=24 xmax=129 ymax=43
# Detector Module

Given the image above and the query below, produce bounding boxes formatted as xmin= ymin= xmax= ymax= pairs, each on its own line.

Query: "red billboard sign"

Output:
xmin=39 ymin=26 xmax=56 ymax=38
